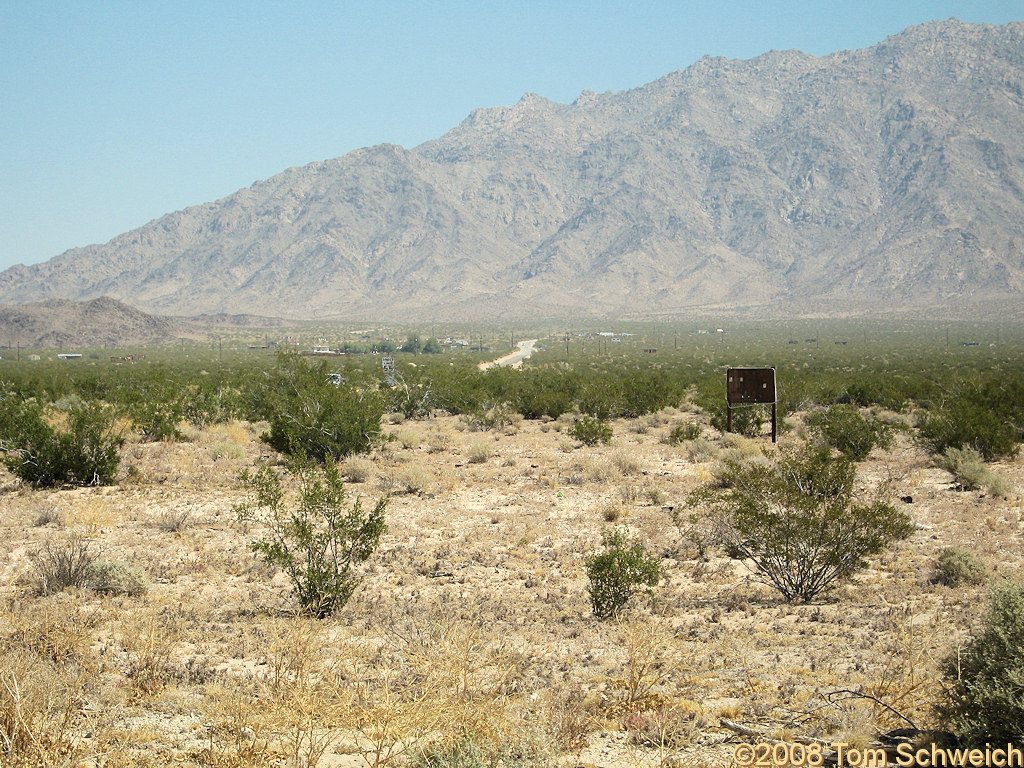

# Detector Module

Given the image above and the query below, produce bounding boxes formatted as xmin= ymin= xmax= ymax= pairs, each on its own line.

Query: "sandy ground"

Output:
xmin=1 ymin=406 xmax=1021 ymax=767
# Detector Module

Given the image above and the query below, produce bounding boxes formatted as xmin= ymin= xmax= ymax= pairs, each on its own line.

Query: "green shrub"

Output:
xmin=567 ymin=415 xmax=613 ymax=447
xmin=917 ymin=400 xmax=1019 ymax=461
xmin=522 ymin=390 xmax=573 ymax=420
xmin=462 ymin=400 xmax=519 ymax=432
xmin=931 ymin=547 xmax=987 ymax=587
xmin=585 ymin=528 xmax=663 ymax=619
xmin=939 ymin=581 xmax=1024 ymax=744
xmin=0 ymin=398 xmax=122 ymax=488
xmin=709 ymin=404 xmax=768 ymax=438
xmin=804 ymin=404 xmax=894 ymax=460
xmin=130 ymin=400 xmax=186 ymax=442
xmin=690 ymin=443 xmax=914 ymax=602
xmin=663 ymin=422 xmax=702 ymax=445
xmin=235 ymin=456 xmax=387 ymax=618
xmin=260 ymin=353 xmax=383 ymax=461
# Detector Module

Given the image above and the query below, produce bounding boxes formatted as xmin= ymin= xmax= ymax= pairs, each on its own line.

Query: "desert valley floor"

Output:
xmin=1 ymin=406 xmax=1022 ymax=767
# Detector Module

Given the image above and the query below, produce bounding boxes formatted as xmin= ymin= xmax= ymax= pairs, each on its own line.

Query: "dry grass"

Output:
xmin=0 ymin=413 xmax=1020 ymax=766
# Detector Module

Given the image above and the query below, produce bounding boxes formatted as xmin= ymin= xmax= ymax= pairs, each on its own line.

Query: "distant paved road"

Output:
xmin=478 ymin=339 xmax=539 ymax=370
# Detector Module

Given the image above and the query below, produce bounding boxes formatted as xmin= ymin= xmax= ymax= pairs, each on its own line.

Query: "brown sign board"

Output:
xmin=727 ymin=367 xmax=776 ymax=405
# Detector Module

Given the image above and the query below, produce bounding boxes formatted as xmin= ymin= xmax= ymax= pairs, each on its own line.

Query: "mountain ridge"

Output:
xmin=2 ymin=19 xmax=1023 ymax=321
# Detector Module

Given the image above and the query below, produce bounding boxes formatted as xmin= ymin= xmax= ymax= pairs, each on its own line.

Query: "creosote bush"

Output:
xmin=939 ymin=580 xmax=1024 ymax=744
xmin=917 ymin=398 xmax=1020 ymax=461
xmin=689 ymin=442 xmax=914 ymax=602
xmin=235 ymin=456 xmax=388 ymax=618
xmin=258 ymin=353 xmax=383 ymax=461
xmin=567 ymin=415 xmax=613 ymax=447
xmin=804 ymin=404 xmax=894 ymax=460
xmin=0 ymin=397 xmax=122 ymax=488
xmin=585 ymin=528 xmax=663 ymax=619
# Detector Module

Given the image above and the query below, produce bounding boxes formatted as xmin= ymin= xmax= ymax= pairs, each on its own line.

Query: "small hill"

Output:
xmin=0 ymin=297 xmax=283 ymax=348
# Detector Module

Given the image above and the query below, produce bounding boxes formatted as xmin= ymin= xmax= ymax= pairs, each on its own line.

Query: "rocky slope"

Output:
xmin=1 ymin=19 xmax=1022 ymax=321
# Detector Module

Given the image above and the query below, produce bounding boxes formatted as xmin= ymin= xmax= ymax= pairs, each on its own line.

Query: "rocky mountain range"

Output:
xmin=2 ymin=19 xmax=1023 ymax=321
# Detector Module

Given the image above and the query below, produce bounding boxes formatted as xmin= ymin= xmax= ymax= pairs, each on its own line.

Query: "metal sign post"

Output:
xmin=382 ymin=356 xmax=396 ymax=387
xmin=726 ymin=367 xmax=777 ymax=442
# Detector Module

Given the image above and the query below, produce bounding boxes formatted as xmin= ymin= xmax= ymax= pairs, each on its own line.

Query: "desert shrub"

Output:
xmin=88 ymin=559 xmax=149 ymax=596
xmin=689 ymin=443 xmax=914 ymax=602
xmin=412 ymin=732 xmax=555 ymax=768
xmin=709 ymin=404 xmax=768 ymax=437
xmin=33 ymin=507 xmax=65 ymax=528
xmin=935 ymin=446 xmax=1014 ymax=496
xmin=395 ymin=464 xmax=437 ymax=494
xmin=341 ymin=456 xmax=374 ymax=483
xmin=936 ymin=446 xmax=987 ymax=491
xmin=154 ymin=508 xmax=192 ymax=532
xmin=917 ymin=399 xmax=1019 ymax=461
xmin=0 ymin=398 xmax=122 ymax=488
xmin=842 ymin=378 xmax=909 ymax=411
xmin=235 ymin=457 xmax=388 ymax=618
xmin=609 ymin=450 xmax=642 ymax=476
xmin=577 ymin=380 xmax=625 ymax=421
xmin=466 ymin=442 xmax=493 ymax=464
xmin=600 ymin=502 xmax=623 ymax=522
xmin=985 ymin=472 xmax=1014 ymax=498
xmin=29 ymin=538 xmax=96 ymax=595
xmin=585 ymin=528 xmax=663 ymax=619
xmin=616 ymin=484 xmax=642 ymax=505
xmin=683 ymin=438 xmax=715 ymax=463
xmin=181 ymin=386 xmax=226 ymax=429
xmin=631 ymin=419 xmax=650 ymax=435
xmin=426 ymin=430 xmax=453 ymax=453
xmin=260 ymin=353 xmax=384 ymax=461
xmin=465 ymin=402 xmax=519 ymax=432
xmin=644 ymin=485 xmax=667 ymax=506
xmin=130 ymin=399 xmax=186 ymax=442
xmin=663 ymin=422 xmax=701 ymax=445
xmin=393 ymin=428 xmax=422 ymax=450
xmin=939 ymin=581 xmax=1024 ymax=744
xmin=669 ymin=506 xmax=721 ymax=561
xmin=931 ymin=547 xmax=987 ymax=587
xmin=804 ymin=404 xmax=894 ymax=460
xmin=567 ymin=416 xmax=613 ymax=447
xmin=522 ymin=390 xmax=573 ymax=420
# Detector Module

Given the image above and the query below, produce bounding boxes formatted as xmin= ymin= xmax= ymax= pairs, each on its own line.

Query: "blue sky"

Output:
xmin=1 ymin=1 xmax=1021 ymax=273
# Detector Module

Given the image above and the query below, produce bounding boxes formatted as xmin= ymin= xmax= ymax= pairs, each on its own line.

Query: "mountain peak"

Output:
xmin=1 ymin=20 xmax=1022 ymax=322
